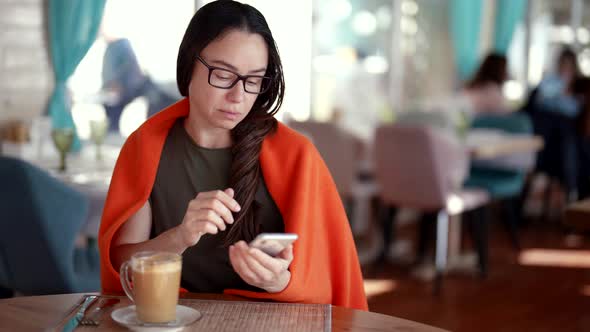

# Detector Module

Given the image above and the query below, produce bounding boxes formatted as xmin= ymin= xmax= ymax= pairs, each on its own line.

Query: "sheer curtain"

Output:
xmin=449 ymin=0 xmax=483 ymax=82
xmin=493 ymin=0 xmax=528 ymax=54
xmin=47 ymin=0 xmax=105 ymax=149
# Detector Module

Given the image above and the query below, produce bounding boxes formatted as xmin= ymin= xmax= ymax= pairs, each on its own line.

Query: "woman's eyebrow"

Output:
xmin=210 ymin=59 xmax=267 ymax=74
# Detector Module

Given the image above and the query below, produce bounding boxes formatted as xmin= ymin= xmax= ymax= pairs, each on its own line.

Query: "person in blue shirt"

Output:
xmin=101 ymin=37 xmax=147 ymax=132
xmin=534 ymin=47 xmax=580 ymax=118
xmin=101 ymin=36 xmax=178 ymax=133
xmin=531 ymin=47 xmax=584 ymax=204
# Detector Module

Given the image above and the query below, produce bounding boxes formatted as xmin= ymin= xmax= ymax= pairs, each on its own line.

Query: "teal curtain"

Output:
xmin=48 ymin=0 xmax=105 ymax=150
xmin=450 ymin=0 xmax=483 ymax=82
xmin=493 ymin=0 xmax=527 ymax=54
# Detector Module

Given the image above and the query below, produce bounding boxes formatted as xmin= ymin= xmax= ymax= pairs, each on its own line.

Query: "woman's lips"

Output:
xmin=219 ymin=109 xmax=240 ymax=120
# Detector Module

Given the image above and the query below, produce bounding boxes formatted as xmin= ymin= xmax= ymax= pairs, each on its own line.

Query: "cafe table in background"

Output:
xmin=0 ymin=293 xmax=449 ymax=332
xmin=2 ymin=133 xmax=123 ymax=238
xmin=352 ymin=127 xmax=544 ymax=268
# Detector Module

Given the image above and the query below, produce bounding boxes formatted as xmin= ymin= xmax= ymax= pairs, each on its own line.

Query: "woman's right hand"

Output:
xmin=176 ymin=188 xmax=241 ymax=247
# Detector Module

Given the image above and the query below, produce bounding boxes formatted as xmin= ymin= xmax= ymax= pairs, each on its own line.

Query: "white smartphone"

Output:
xmin=249 ymin=233 xmax=298 ymax=257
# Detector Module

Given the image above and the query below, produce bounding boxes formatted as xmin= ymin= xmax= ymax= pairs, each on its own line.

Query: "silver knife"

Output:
xmin=61 ymin=295 xmax=98 ymax=332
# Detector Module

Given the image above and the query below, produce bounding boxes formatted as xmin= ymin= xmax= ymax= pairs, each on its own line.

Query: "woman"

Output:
xmin=534 ymin=47 xmax=580 ymax=118
xmin=98 ymin=0 xmax=367 ymax=310
xmin=531 ymin=48 xmax=582 ymax=203
xmin=462 ymin=53 xmax=510 ymax=115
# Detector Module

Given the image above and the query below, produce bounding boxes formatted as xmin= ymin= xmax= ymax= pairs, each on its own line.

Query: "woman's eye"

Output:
xmin=246 ymin=78 xmax=261 ymax=86
xmin=215 ymin=72 xmax=234 ymax=80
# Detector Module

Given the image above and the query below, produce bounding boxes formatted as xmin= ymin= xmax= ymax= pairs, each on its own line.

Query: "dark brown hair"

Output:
xmin=176 ymin=0 xmax=285 ymax=244
xmin=466 ymin=53 xmax=508 ymax=89
xmin=572 ymin=76 xmax=590 ymax=137
xmin=557 ymin=47 xmax=580 ymax=80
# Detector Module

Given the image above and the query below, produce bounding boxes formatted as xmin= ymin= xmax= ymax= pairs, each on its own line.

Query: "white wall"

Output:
xmin=0 ymin=0 xmax=312 ymax=125
xmin=0 ymin=0 xmax=52 ymax=123
xmin=198 ymin=0 xmax=313 ymax=121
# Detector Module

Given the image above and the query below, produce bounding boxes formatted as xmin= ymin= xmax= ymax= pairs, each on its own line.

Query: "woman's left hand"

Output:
xmin=229 ymin=241 xmax=293 ymax=293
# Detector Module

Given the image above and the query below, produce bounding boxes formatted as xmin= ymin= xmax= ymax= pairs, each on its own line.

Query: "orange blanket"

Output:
xmin=98 ymin=98 xmax=368 ymax=310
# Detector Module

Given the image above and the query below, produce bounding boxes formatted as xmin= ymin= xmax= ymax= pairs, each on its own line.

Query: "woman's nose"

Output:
xmin=227 ymin=80 xmax=245 ymax=103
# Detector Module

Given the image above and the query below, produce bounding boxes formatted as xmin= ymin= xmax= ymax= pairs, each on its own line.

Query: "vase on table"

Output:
xmin=51 ymin=128 xmax=75 ymax=172
xmin=89 ymin=118 xmax=109 ymax=161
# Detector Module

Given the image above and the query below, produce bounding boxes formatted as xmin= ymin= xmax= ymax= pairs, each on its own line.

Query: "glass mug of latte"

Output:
xmin=120 ymin=251 xmax=182 ymax=323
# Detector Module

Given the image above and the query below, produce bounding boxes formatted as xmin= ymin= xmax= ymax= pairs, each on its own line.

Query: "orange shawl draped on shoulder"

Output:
xmin=98 ymin=98 xmax=368 ymax=310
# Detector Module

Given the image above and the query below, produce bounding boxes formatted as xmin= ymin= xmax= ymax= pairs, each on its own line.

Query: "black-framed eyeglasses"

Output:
xmin=196 ymin=56 xmax=271 ymax=94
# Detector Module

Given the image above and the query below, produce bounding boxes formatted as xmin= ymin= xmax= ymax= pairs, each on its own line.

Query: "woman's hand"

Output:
xmin=176 ymin=188 xmax=241 ymax=248
xmin=229 ymin=241 xmax=294 ymax=293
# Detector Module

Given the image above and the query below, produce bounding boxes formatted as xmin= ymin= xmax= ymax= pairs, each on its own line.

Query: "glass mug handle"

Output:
xmin=120 ymin=261 xmax=135 ymax=302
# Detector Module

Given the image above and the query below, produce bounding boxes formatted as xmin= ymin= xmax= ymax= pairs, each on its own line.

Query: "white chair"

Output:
xmin=374 ymin=124 xmax=490 ymax=293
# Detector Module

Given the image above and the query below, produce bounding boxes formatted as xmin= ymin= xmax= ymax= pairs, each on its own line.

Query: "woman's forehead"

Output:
xmin=201 ymin=30 xmax=269 ymax=71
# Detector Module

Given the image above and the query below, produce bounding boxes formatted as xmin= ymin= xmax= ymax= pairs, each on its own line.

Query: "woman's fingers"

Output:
xmin=229 ymin=241 xmax=293 ymax=293
xmin=180 ymin=188 xmax=241 ymax=248
xmin=178 ymin=217 xmax=217 ymax=246
xmin=185 ymin=217 xmax=218 ymax=235
xmin=229 ymin=243 xmax=259 ymax=283
xmin=235 ymin=242 xmax=276 ymax=282
xmin=248 ymin=246 xmax=287 ymax=275
xmin=191 ymin=197 xmax=235 ymax=225
xmin=196 ymin=189 xmax=241 ymax=212
xmin=277 ymin=244 xmax=294 ymax=263
xmin=195 ymin=208 xmax=227 ymax=231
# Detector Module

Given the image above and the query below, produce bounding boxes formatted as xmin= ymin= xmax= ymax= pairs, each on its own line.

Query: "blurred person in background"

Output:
xmin=462 ymin=53 xmax=511 ymax=115
xmin=528 ymin=47 xmax=582 ymax=204
xmin=100 ymin=34 xmax=147 ymax=132
xmin=100 ymin=28 xmax=178 ymax=133
xmin=534 ymin=47 xmax=580 ymax=118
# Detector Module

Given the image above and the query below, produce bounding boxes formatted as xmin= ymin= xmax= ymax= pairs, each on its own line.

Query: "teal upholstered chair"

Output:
xmin=0 ymin=156 xmax=100 ymax=295
xmin=463 ymin=113 xmax=534 ymax=249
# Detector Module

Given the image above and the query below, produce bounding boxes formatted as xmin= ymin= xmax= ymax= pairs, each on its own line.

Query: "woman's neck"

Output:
xmin=183 ymin=114 xmax=232 ymax=149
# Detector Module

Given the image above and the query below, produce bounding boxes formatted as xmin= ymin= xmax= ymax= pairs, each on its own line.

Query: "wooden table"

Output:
xmin=0 ymin=293 xmax=448 ymax=332
xmin=565 ymin=198 xmax=590 ymax=231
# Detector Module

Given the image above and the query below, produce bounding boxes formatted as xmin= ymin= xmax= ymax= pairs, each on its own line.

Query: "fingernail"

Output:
xmin=235 ymin=204 xmax=241 ymax=212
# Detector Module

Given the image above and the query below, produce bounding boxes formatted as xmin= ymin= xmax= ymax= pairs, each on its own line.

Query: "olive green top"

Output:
xmin=149 ymin=119 xmax=284 ymax=292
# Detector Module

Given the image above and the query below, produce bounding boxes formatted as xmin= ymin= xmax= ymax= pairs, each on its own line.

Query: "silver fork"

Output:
xmin=78 ymin=298 xmax=120 ymax=326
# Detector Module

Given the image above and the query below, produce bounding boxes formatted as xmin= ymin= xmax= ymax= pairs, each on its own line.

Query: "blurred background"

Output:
xmin=0 ymin=1 xmax=589 ymax=331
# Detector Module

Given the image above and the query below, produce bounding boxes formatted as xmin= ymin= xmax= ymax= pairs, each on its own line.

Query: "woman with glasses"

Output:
xmin=98 ymin=0 xmax=367 ymax=310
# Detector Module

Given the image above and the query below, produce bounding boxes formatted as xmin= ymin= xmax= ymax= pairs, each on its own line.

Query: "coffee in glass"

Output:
xmin=120 ymin=251 xmax=182 ymax=323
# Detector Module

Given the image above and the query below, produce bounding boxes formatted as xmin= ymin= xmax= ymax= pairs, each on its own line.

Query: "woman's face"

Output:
xmin=188 ymin=29 xmax=269 ymax=131
xmin=559 ymin=58 xmax=576 ymax=81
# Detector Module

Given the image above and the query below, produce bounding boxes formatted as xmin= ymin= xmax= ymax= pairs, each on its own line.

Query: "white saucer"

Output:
xmin=111 ymin=305 xmax=201 ymax=332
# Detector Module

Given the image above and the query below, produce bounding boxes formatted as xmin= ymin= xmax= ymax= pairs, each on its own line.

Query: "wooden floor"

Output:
xmin=362 ymin=220 xmax=590 ymax=332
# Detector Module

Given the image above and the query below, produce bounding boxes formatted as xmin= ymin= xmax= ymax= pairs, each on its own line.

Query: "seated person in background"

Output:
xmin=101 ymin=35 xmax=148 ymax=133
xmin=98 ymin=1 xmax=367 ymax=310
xmin=100 ymin=32 xmax=178 ymax=133
xmin=462 ymin=53 xmax=511 ymax=115
xmin=534 ymin=47 xmax=580 ymax=118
